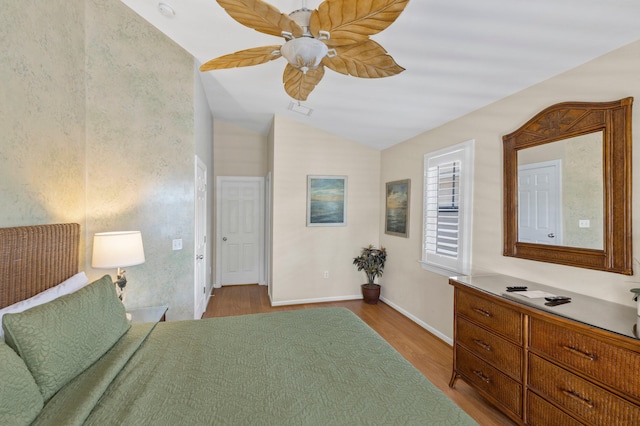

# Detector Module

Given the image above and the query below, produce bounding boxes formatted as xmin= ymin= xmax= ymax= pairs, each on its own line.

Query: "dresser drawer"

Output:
xmin=528 ymin=354 xmax=640 ymax=425
xmin=530 ymin=317 xmax=640 ymax=401
xmin=527 ymin=391 xmax=583 ymax=426
xmin=456 ymin=316 xmax=522 ymax=379
xmin=456 ymin=288 xmax=522 ymax=343
xmin=456 ymin=346 xmax=522 ymax=417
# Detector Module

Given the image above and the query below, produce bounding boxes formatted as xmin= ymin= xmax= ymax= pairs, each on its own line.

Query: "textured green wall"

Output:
xmin=0 ymin=0 xmax=86 ymax=229
xmin=84 ymin=0 xmax=196 ymax=320
xmin=1 ymin=0 xmax=198 ymax=320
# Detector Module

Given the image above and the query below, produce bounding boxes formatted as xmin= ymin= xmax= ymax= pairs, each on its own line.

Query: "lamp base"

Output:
xmin=115 ymin=268 xmax=127 ymax=302
xmin=115 ymin=284 xmax=127 ymax=302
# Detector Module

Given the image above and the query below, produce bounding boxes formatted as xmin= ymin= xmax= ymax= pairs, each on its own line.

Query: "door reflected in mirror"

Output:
xmin=517 ymin=131 xmax=603 ymax=249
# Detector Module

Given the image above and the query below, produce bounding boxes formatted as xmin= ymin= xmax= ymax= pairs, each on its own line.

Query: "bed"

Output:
xmin=0 ymin=223 xmax=476 ymax=425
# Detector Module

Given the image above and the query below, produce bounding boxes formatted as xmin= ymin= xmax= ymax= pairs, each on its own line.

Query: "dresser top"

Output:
xmin=451 ymin=274 xmax=639 ymax=341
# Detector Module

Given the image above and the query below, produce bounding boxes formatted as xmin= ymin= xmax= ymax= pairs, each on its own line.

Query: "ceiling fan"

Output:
xmin=199 ymin=0 xmax=409 ymax=101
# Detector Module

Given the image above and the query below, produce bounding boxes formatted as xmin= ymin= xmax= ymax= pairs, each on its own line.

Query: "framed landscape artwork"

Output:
xmin=385 ymin=179 xmax=410 ymax=237
xmin=307 ymin=176 xmax=347 ymax=226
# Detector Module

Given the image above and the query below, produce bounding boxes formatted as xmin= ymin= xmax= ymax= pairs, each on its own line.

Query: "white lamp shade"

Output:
xmin=91 ymin=231 xmax=145 ymax=269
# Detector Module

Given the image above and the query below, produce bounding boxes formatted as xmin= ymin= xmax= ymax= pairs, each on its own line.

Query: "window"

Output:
xmin=421 ymin=140 xmax=474 ymax=276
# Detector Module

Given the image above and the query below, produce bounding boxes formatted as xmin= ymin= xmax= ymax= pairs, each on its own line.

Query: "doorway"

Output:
xmin=216 ymin=176 xmax=265 ymax=286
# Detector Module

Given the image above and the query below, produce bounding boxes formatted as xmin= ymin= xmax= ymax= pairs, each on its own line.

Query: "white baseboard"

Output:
xmin=380 ymin=296 xmax=453 ymax=346
xmin=270 ymin=294 xmax=362 ymax=307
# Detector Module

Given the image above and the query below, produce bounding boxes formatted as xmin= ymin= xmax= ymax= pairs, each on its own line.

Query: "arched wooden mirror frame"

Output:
xmin=503 ymin=97 xmax=633 ymax=274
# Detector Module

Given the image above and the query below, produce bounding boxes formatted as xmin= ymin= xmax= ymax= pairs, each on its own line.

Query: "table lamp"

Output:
xmin=91 ymin=231 xmax=145 ymax=301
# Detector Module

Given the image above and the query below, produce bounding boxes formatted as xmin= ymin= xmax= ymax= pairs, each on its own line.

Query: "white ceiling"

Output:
xmin=120 ymin=0 xmax=640 ymax=150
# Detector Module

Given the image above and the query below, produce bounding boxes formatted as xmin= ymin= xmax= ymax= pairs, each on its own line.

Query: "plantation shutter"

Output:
xmin=423 ymin=141 xmax=473 ymax=275
xmin=425 ymin=161 xmax=460 ymax=258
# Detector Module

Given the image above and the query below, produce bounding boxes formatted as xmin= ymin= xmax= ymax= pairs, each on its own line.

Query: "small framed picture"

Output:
xmin=385 ymin=179 xmax=410 ymax=237
xmin=307 ymin=176 xmax=347 ymax=226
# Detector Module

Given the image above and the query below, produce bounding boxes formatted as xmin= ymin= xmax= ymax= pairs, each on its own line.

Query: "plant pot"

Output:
xmin=361 ymin=284 xmax=381 ymax=305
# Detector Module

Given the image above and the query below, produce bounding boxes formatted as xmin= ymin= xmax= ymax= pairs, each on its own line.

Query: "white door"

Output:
xmin=194 ymin=156 xmax=208 ymax=319
xmin=518 ymin=160 xmax=562 ymax=245
xmin=217 ymin=177 xmax=264 ymax=286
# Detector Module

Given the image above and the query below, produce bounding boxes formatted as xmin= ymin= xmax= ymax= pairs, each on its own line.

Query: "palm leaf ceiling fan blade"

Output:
xmin=322 ymin=39 xmax=404 ymax=78
xmin=283 ymin=64 xmax=325 ymax=101
xmin=217 ymin=0 xmax=303 ymax=38
xmin=199 ymin=46 xmax=282 ymax=71
xmin=309 ymin=0 xmax=410 ymax=47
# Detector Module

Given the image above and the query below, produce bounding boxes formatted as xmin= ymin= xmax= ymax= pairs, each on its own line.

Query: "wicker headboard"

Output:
xmin=0 ymin=223 xmax=80 ymax=309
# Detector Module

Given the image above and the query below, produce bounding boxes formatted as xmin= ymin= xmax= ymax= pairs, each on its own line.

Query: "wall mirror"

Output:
xmin=503 ymin=98 xmax=633 ymax=274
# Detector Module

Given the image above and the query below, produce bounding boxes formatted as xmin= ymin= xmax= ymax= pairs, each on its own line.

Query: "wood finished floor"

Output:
xmin=203 ymin=285 xmax=515 ymax=426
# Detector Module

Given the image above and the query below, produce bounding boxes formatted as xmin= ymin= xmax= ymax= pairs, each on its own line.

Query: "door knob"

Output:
xmin=548 ymin=233 xmax=555 ymax=238
xmin=222 ymin=237 xmax=227 ymax=241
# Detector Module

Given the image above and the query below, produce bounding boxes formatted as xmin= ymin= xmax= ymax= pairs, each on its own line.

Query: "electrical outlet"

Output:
xmin=323 ymin=271 xmax=329 ymax=279
xmin=172 ymin=239 xmax=183 ymax=250
xmin=579 ymin=220 xmax=590 ymax=228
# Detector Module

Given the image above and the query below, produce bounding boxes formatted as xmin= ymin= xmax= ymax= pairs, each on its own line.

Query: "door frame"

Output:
xmin=194 ymin=155 xmax=208 ymax=319
xmin=215 ymin=176 xmax=265 ymax=288
xmin=265 ymin=172 xmax=272 ymax=296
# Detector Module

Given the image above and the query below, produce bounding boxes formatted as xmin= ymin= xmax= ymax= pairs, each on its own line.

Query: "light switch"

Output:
xmin=172 ymin=239 xmax=183 ymax=250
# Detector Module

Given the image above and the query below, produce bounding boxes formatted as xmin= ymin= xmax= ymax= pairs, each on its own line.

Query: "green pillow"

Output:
xmin=2 ymin=275 xmax=130 ymax=401
xmin=0 ymin=341 xmax=43 ymax=425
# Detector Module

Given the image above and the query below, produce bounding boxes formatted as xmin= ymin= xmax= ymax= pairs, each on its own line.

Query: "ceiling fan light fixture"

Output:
xmin=280 ymin=37 xmax=328 ymax=73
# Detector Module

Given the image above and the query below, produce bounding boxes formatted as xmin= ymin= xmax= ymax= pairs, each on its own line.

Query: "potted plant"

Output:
xmin=353 ymin=245 xmax=387 ymax=304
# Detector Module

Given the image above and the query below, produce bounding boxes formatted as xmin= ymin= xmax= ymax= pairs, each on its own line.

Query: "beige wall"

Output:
xmin=212 ymin=119 xmax=267 ymax=285
xmin=2 ymin=0 xmax=202 ymax=321
xmin=214 ymin=120 xmax=267 ymax=177
xmin=380 ymin=40 xmax=640 ymax=341
xmin=267 ymin=120 xmax=275 ymax=297
xmin=271 ymin=115 xmax=381 ymax=304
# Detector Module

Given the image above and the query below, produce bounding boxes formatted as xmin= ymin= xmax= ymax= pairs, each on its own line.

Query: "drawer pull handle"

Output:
xmin=473 ymin=339 xmax=492 ymax=351
xmin=562 ymin=345 xmax=596 ymax=361
xmin=561 ymin=389 xmax=594 ymax=409
xmin=472 ymin=307 xmax=492 ymax=317
xmin=472 ymin=369 xmax=492 ymax=384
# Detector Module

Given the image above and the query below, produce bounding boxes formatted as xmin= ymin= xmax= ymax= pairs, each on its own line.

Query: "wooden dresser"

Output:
xmin=449 ymin=274 xmax=640 ymax=425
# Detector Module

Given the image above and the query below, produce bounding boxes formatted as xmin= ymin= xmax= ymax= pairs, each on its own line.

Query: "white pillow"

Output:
xmin=0 ymin=272 xmax=90 ymax=340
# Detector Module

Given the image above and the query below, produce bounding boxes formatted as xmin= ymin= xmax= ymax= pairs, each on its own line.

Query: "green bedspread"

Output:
xmin=34 ymin=308 xmax=476 ymax=425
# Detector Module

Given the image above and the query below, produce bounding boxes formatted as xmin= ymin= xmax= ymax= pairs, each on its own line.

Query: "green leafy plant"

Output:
xmin=353 ymin=245 xmax=387 ymax=286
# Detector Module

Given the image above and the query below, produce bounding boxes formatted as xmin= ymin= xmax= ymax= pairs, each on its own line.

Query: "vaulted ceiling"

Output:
xmin=120 ymin=0 xmax=640 ymax=149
